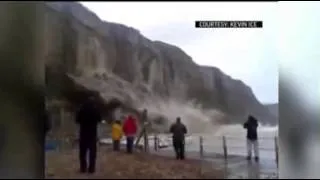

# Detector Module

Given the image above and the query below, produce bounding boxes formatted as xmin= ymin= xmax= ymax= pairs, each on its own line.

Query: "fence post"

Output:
xmin=142 ymin=109 xmax=149 ymax=153
xmin=222 ymin=136 xmax=228 ymax=160
xmin=275 ymin=136 xmax=279 ymax=168
xmin=199 ymin=136 xmax=204 ymax=158
xmin=199 ymin=136 xmax=204 ymax=175
xmin=154 ymin=134 xmax=158 ymax=151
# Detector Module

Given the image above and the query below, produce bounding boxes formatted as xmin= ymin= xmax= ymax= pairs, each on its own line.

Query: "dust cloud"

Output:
xmin=69 ymin=72 xmax=226 ymax=134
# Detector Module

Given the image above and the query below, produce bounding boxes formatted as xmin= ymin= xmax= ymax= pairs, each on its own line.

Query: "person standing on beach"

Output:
xmin=170 ymin=117 xmax=187 ymax=160
xmin=123 ymin=115 xmax=138 ymax=154
xmin=243 ymin=115 xmax=259 ymax=161
xmin=44 ymin=110 xmax=51 ymax=137
xmin=111 ymin=120 xmax=123 ymax=151
xmin=76 ymin=96 xmax=102 ymax=174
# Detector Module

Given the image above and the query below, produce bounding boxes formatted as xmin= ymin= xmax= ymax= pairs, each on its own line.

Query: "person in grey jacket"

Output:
xmin=169 ymin=117 xmax=187 ymax=160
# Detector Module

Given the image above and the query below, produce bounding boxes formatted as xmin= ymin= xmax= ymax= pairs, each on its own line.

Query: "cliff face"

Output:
xmin=44 ymin=2 xmax=277 ymax=125
xmin=266 ymin=103 xmax=278 ymax=119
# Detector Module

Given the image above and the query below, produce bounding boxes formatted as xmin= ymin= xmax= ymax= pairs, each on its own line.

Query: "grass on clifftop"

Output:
xmin=46 ymin=146 xmax=223 ymax=179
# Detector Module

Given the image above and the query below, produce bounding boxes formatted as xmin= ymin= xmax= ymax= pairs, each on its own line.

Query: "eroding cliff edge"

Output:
xmin=44 ymin=2 xmax=277 ymax=128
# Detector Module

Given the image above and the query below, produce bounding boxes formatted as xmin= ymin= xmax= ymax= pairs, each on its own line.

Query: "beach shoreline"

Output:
xmin=45 ymin=145 xmax=223 ymax=179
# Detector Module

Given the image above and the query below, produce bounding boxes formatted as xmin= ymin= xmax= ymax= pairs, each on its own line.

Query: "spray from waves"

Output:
xmin=69 ymin=72 xmax=226 ymax=134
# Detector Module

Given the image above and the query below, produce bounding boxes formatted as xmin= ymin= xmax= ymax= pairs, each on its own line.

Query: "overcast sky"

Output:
xmin=80 ymin=2 xmax=280 ymax=104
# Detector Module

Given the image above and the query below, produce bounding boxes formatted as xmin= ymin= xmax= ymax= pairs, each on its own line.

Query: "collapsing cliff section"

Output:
xmin=44 ymin=2 xmax=277 ymax=125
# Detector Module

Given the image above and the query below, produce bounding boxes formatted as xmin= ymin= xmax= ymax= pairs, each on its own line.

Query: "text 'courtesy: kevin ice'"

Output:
xmin=195 ymin=21 xmax=263 ymax=28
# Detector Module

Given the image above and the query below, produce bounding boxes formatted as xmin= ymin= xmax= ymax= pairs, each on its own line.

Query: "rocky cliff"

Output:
xmin=44 ymin=2 xmax=277 ymax=127
xmin=266 ymin=103 xmax=278 ymax=119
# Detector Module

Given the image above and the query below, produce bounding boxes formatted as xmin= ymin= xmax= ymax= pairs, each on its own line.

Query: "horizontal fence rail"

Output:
xmin=46 ymin=134 xmax=279 ymax=167
xmin=149 ymin=134 xmax=279 ymax=167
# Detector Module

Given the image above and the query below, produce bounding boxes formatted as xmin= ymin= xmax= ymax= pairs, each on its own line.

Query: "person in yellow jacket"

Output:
xmin=111 ymin=120 xmax=123 ymax=151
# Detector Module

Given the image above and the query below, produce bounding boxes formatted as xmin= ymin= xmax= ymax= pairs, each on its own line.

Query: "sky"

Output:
xmin=80 ymin=2 xmax=280 ymax=104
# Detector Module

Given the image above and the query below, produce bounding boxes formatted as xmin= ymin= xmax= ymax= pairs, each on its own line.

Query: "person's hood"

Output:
xmin=127 ymin=115 xmax=134 ymax=121
xmin=126 ymin=115 xmax=137 ymax=124
xmin=113 ymin=123 xmax=121 ymax=127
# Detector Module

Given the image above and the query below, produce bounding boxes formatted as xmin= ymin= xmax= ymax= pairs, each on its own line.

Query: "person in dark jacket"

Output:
xmin=122 ymin=115 xmax=137 ymax=154
xmin=76 ymin=96 xmax=102 ymax=174
xmin=44 ymin=110 xmax=51 ymax=136
xmin=169 ymin=117 xmax=187 ymax=160
xmin=44 ymin=110 xmax=51 ymax=171
xmin=243 ymin=115 xmax=259 ymax=161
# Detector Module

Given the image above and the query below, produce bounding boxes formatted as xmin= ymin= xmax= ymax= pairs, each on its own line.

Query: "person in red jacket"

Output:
xmin=122 ymin=115 xmax=138 ymax=153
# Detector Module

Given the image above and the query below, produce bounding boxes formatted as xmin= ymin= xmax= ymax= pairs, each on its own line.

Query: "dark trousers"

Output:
xmin=173 ymin=139 xmax=185 ymax=160
xmin=126 ymin=136 xmax=134 ymax=153
xmin=79 ymin=138 xmax=97 ymax=173
xmin=113 ymin=140 xmax=120 ymax=151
